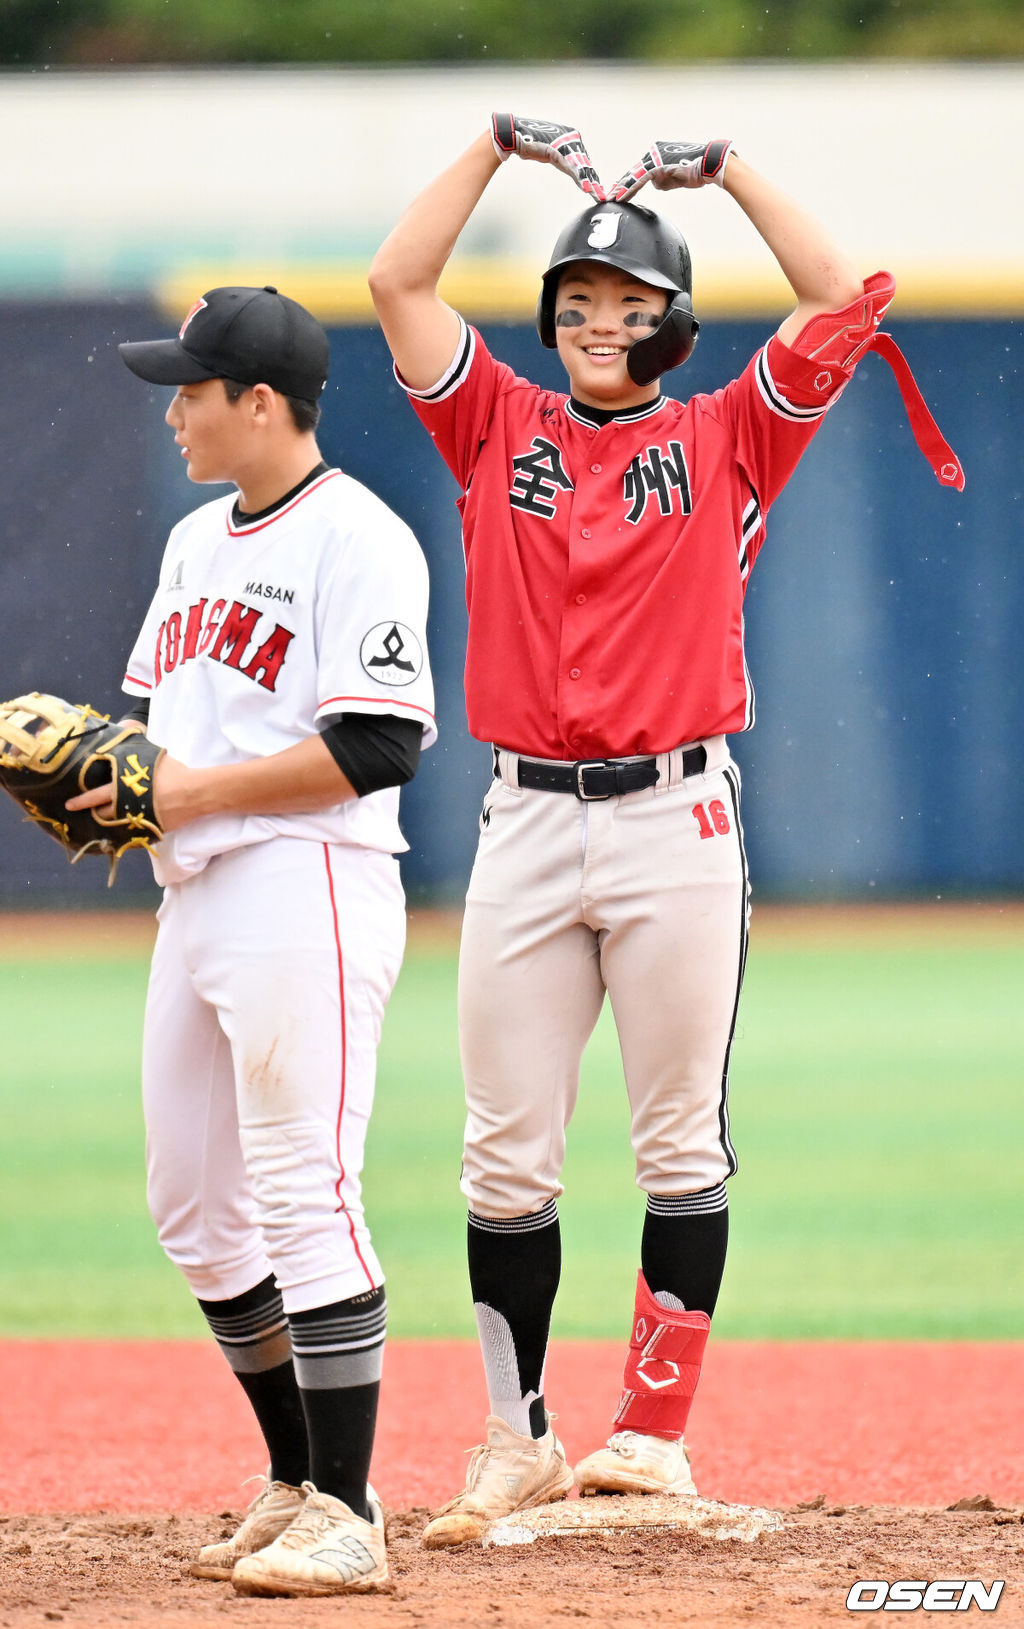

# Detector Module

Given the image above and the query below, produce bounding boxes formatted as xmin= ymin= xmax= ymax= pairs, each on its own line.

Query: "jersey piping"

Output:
xmin=564 ymin=394 xmax=668 ymax=427
xmin=397 ymin=320 xmax=476 ymax=402
xmin=323 ymin=842 xmax=376 ymax=1289
xmin=227 ymin=468 xmax=343 ymax=536
xmin=716 ymin=762 xmax=748 ymax=1177
xmin=755 ymin=343 xmax=828 ymax=422
xmin=738 ymin=487 xmax=762 ymax=585
xmin=319 ymin=691 xmax=436 ymax=723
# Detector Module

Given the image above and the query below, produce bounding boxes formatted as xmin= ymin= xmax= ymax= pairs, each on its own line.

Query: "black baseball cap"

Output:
xmin=119 ymin=285 xmax=330 ymax=402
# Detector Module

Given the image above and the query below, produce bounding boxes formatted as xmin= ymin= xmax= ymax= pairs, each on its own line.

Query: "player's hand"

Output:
xmin=490 ymin=114 xmax=606 ymax=199
xmin=609 ymin=139 xmax=734 ymax=202
xmin=67 ymin=753 xmax=192 ymax=831
xmin=65 ymin=780 xmax=115 ymax=819
xmin=63 ymin=721 xmax=148 ymax=821
xmin=146 ymin=753 xmax=194 ymax=833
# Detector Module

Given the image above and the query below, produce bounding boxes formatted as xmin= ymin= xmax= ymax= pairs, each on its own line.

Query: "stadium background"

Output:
xmin=1 ymin=63 xmax=1021 ymax=906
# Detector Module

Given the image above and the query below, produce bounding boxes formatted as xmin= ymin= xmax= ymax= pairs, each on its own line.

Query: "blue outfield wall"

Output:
xmin=0 ymin=300 xmax=1020 ymax=908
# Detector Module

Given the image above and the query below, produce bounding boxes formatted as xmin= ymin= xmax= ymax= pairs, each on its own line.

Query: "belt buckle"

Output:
xmin=575 ymin=759 xmax=612 ymax=800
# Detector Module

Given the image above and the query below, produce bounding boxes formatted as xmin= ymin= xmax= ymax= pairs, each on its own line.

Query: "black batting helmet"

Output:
xmin=536 ymin=201 xmax=700 ymax=386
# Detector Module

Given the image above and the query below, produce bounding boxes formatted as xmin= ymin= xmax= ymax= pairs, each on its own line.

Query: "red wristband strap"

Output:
xmin=868 ymin=332 xmax=965 ymax=491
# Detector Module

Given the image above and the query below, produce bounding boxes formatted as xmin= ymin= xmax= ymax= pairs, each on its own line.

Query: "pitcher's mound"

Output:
xmin=484 ymin=1492 xmax=784 ymax=1546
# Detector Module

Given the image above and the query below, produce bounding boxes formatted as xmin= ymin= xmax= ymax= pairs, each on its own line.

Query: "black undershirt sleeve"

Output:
xmin=121 ymin=697 xmax=150 ymax=726
xmin=319 ymin=713 xmax=423 ymax=797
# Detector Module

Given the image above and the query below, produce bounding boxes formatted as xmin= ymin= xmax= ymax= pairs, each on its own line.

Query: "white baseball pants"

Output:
xmin=142 ymin=837 xmax=405 ymax=1313
xmin=458 ymin=739 xmax=749 ymax=1217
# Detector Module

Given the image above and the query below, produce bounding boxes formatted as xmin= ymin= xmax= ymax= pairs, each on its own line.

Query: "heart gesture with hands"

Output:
xmin=490 ymin=120 xmax=734 ymax=209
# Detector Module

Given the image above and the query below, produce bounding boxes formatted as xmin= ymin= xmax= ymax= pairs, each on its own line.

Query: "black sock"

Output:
xmin=296 ymin=1381 xmax=379 ymax=1521
xmin=289 ymin=1286 xmax=387 ymax=1521
xmin=641 ymin=1185 xmax=730 ymax=1318
xmin=197 ymin=1275 xmax=309 ymax=1487
xmin=467 ymin=1200 xmax=561 ymax=1439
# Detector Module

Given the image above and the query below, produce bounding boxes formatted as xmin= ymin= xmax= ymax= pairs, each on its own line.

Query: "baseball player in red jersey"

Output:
xmin=68 ymin=286 xmax=435 ymax=1592
xmin=369 ymin=116 xmax=962 ymax=1547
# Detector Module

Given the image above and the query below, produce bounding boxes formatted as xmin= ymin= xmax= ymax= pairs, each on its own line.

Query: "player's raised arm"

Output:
xmin=369 ymin=116 xmax=605 ymax=391
xmin=368 ymin=132 xmax=498 ymax=392
xmin=721 ymin=154 xmax=863 ymax=344
xmin=610 ymin=139 xmax=863 ymax=344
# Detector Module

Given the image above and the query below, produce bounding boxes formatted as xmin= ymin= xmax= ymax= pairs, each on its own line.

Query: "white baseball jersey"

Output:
xmin=123 ymin=466 xmax=435 ymax=885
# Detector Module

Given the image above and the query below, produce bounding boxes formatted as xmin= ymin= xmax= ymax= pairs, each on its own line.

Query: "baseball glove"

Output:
xmin=0 ymin=692 xmax=165 ymax=883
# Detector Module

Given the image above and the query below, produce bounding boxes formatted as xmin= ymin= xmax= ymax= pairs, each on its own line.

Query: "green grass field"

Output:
xmin=0 ymin=908 xmax=1021 ymax=1340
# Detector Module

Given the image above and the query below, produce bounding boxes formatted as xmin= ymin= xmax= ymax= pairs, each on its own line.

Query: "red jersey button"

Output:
xmin=590 ymin=463 xmax=602 ymax=474
xmin=569 ymin=667 xmax=581 ymax=680
xmin=575 ymin=593 xmax=587 ymax=605
xmin=581 ymin=527 xmax=592 ymax=539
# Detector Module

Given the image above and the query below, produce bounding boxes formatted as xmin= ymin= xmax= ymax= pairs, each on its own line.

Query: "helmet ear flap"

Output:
xmin=626 ymin=295 xmax=700 ymax=387
xmin=537 ymin=286 xmax=557 ymax=350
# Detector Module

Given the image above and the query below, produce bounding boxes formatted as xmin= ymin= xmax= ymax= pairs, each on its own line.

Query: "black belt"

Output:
xmin=498 ymin=745 xmax=707 ymax=801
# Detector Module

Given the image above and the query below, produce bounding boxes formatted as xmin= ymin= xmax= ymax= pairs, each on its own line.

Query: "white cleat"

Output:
xmin=575 ymin=1431 xmax=698 ymax=1496
xmin=422 ymin=1415 xmax=575 ymax=1548
xmin=231 ymin=1482 xmax=388 ymax=1596
xmin=190 ymin=1477 xmax=307 ymax=1580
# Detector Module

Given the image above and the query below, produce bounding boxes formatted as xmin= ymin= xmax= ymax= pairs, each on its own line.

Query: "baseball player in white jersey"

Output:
xmin=68 ymin=285 xmax=435 ymax=1594
xmin=368 ymin=117 xmax=962 ymax=1546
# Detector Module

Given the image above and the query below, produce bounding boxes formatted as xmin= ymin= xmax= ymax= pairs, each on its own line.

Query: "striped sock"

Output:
xmin=197 ymin=1275 xmax=308 ymax=1486
xmin=468 ymin=1199 xmax=560 ymax=1439
xmin=288 ymin=1285 xmax=387 ymax=1519
xmin=641 ymin=1183 xmax=729 ymax=1319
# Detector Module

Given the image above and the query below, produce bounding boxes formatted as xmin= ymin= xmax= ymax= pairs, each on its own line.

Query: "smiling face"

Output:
xmin=553 ymin=261 xmax=669 ymax=409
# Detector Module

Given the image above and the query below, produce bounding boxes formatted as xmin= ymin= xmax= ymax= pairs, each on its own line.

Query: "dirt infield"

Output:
xmin=2 ymin=1338 xmax=1022 ymax=1626
xmin=2 ymin=1504 xmax=1021 ymax=1628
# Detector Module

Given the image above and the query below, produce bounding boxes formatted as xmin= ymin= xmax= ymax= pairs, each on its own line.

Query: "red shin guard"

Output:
xmin=612 ymin=1271 xmax=711 ymax=1441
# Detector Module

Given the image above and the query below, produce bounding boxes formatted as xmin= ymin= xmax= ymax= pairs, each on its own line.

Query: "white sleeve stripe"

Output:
xmin=395 ymin=317 xmax=475 ymax=403
xmin=756 ymin=345 xmax=828 ymax=422
xmin=738 ymin=490 xmax=763 ymax=581
xmin=742 ymin=654 xmax=756 ymax=730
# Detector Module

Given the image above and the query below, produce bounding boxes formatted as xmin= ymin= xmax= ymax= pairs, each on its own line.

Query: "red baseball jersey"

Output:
xmin=403 ymin=317 xmax=849 ymax=759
